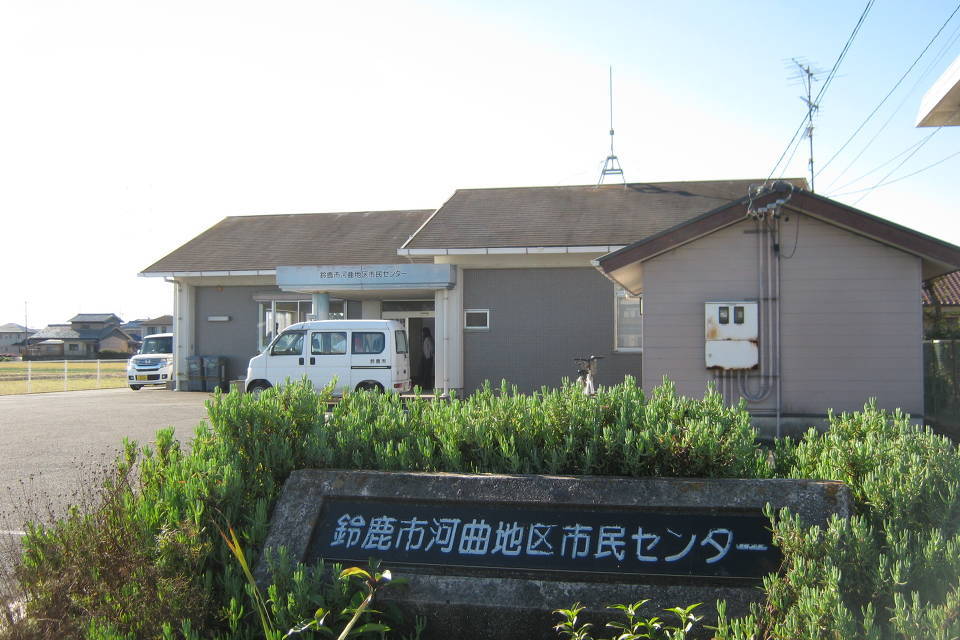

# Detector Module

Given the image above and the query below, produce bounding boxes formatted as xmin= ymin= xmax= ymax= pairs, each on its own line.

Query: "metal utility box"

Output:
xmin=705 ymin=301 xmax=759 ymax=370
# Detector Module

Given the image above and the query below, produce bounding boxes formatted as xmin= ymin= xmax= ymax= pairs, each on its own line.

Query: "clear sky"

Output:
xmin=2 ymin=1 xmax=959 ymax=330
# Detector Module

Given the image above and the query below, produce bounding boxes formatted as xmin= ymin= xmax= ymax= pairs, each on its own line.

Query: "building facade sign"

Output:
xmin=277 ymin=264 xmax=457 ymax=291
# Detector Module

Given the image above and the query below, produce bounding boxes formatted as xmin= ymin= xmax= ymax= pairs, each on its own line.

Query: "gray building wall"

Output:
xmin=641 ymin=214 xmax=923 ymax=417
xmin=195 ymin=285 xmax=263 ymax=381
xmin=462 ymin=267 xmax=643 ymax=393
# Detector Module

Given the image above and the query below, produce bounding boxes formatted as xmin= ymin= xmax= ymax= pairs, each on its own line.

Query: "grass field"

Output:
xmin=0 ymin=360 xmax=129 ymax=395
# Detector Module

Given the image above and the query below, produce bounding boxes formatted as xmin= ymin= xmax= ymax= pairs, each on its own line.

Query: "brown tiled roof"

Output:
xmin=142 ymin=210 xmax=435 ymax=273
xmin=924 ymin=271 xmax=960 ymax=305
xmin=403 ymin=180 xmax=805 ymax=249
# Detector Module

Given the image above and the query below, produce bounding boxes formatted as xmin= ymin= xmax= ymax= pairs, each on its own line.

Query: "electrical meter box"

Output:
xmin=705 ymin=301 xmax=758 ymax=370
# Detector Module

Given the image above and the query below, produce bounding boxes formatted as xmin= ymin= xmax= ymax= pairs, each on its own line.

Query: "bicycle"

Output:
xmin=573 ymin=355 xmax=603 ymax=396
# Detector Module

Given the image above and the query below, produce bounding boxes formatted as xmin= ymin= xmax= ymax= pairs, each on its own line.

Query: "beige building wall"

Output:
xmin=641 ymin=213 xmax=923 ymax=417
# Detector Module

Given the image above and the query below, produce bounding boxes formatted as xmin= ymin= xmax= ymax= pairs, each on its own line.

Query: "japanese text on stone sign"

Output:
xmin=328 ymin=512 xmax=767 ymax=566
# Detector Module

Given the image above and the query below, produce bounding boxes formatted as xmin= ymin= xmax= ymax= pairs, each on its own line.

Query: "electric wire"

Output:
xmin=828 ymin=135 xmax=934 ymax=193
xmin=832 ymin=140 xmax=960 ymax=200
xmin=823 ymin=18 xmax=960 ymax=192
xmin=766 ymin=0 xmax=874 ymax=182
xmin=817 ymin=1 xmax=960 ymax=177
xmin=850 ymin=129 xmax=940 ymax=204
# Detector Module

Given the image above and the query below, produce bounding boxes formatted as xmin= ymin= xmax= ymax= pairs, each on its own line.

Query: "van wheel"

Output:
xmin=355 ymin=381 xmax=384 ymax=393
xmin=129 ymin=385 xmax=142 ymax=391
xmin=248 ymin=381 xmax=271 ymax=396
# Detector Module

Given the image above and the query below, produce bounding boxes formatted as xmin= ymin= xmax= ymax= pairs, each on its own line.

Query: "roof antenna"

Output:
xmin=598 ymin=65 xmax=625 ymax=186
xmin=791 ymin=58 xmax=820 ymax=192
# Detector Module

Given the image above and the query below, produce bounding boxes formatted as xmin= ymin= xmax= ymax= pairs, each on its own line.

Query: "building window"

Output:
xmin=615 ymin=286 xmax=643 ymax=352
xmin=68 ymin=343 xmax=79 ymax=352
xmin=464 ymin=309 xmax=490 ymax=331
xmin=258 ymin=299 xmax=345 ymax=351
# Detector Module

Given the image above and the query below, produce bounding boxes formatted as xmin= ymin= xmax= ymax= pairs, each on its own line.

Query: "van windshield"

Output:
xmin=141 ymin=336 xmax=172 ymax=354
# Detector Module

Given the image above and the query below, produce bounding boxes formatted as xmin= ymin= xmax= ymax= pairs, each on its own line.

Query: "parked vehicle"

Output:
xmin=127 ymin=333 xmax=174 ymax=390
xmin=245 ymin=319 xmax=412 ymax=394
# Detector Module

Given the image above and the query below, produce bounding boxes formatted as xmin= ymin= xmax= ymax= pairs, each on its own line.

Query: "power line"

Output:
xmin=828 ymin=136 xmax=933 ymax=193
xmin=828 ymin=128 xmax=943 ymax=199
xmin=817 ymin=0 xmax=960 ymax=177
xmin=766 ymin=0 xmax=874 ymax=182
xmin=822 ymin=15 xmax=960 ymax=191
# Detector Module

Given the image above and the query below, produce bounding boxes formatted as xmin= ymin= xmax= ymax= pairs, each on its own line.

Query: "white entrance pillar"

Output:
xmin=173 ymin=280 xmax=196 ymax=391
xmin=435 ymin=266 xmax=463 ymax=393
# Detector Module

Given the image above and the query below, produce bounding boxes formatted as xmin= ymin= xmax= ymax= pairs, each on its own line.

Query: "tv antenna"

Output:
xmin=791 ymin=58 xmax=821 ymax=191
xmin=598 ymin=66 xmax=625 ymax=186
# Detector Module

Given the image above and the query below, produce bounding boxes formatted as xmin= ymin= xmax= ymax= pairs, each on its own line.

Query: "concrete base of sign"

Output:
xmin=257 ymin=470 xmax=851 ymax=640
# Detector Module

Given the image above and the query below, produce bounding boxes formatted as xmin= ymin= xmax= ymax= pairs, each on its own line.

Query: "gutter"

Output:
xmin=397 ymin=245 xmax=624 ymax=257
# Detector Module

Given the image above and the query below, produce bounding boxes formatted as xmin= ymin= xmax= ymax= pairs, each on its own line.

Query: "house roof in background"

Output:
xmin=402 ymin=180 xmax=805 ymax=250
xmin=145 ymin=314 xmax=173 ymax=325
xmin=31 ymin=325 xmax=81 ymax=340
xmin=70 ymin=313 xmax=122 ymax=324
xmin=142 ymin=210 xmax=435 ymax=274
xmin=0 ymin=323 xmax=33 ymax=333
xmin=923 ymin=271 xmax=960 ymax=306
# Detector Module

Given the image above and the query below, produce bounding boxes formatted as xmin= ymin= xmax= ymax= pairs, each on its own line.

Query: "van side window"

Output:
xmin=352 ymin=332 xmax=385 ymax=354
xmin=395 ymin=330 xmax=408 ymax=354
xmin=312 ymin=332 xmax=347 ymax=355
xmin=271 ymin=331 xmax=304 ymax=356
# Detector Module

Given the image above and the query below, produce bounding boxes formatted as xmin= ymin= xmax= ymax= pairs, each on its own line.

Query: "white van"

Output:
xmin=127 ymin=332 xmax=174 ymax=390
xmin=245 ymin=319 xmax=412 ymax=395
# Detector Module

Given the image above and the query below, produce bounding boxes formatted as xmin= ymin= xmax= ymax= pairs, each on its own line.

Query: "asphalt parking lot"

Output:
xmin=0 ymin=387 xmax=211 ymax=534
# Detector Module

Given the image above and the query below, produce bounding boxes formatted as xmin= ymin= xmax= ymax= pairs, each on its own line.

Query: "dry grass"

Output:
xmin=0 ymin=361 xmax=128 ymax=395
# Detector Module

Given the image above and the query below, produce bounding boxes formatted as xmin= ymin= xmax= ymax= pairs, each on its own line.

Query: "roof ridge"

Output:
xmin=223 ymin=209 xmax=435 ymax=221
xmin=449 ymin=178 xmax=806 ymax=194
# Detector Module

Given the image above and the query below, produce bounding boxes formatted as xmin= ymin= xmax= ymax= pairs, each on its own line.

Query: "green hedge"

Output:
xmin=3 ymin=378 xmax=959 ymax=639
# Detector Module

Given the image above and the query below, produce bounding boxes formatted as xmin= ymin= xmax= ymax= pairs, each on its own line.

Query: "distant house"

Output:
xmin=0 ymin=323 xmax=35 ymax=356
xmin=121 ymin=319 xmax=147 ymax=341
xmin=923 ymin=271 xmax=960 ymax=337
xmin=142 ymin=314 xmax=173 ymax=336
xmin=26 ymin=313 xmax=138 ymax=359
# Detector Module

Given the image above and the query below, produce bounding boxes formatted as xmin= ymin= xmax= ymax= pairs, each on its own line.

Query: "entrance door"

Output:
xmin=382 ymin=302 xmax=435 ymax=391
xmin=405 ymin=317 xmax=436 ymax=390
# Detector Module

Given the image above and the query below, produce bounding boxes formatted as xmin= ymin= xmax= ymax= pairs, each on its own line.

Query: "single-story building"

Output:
xmin=141 ymin=179 xmax=960 ymax=434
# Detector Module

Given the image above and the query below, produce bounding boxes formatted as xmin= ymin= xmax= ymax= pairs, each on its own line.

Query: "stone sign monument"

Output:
xmin=256 ymin=470 xmax=851 ymax=640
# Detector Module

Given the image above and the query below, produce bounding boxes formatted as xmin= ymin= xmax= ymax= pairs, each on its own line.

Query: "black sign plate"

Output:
xmin=308 ymin=498 xmax=779 ymax=579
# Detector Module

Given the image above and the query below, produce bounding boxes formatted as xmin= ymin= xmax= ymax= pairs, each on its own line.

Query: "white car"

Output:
xmin=245 ymin=319 xmax=412 ymax=395
xmin=127 ymin=333 xmax=174 ymax=390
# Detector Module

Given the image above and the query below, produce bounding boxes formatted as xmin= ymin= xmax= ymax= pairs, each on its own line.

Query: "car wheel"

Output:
xmin=129 ymin=385 xmax=142 ymax=391
xmin=248 ymin=381 xmax=271 ymax=396
xmin=355 ymin=381 xmax=385 ymax=393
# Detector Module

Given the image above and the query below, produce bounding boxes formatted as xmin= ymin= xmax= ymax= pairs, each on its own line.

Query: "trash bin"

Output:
xmin=202 ymin=355 xmax=228 ymax=393
xmin=186 ymin=356 xmax=204 ymax=392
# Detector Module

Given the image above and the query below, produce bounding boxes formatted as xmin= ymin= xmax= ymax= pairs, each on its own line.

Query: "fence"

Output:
xmin=924 ymin=340 xmax=960 ymax=439
xmin=0 ymin=360 xmax=129 ymax=395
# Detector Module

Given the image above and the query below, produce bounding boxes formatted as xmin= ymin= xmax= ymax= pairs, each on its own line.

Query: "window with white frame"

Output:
xmin=614 ymin=286 xmax=642 ymax=351
xmin=464 ymin=309 xmax=490 ymax=331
